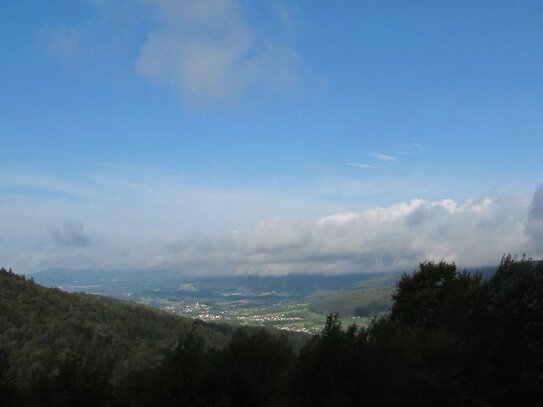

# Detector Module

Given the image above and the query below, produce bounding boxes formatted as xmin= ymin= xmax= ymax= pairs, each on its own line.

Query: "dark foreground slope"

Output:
xmin=0 ymin=268 xmax=229 ymax=386
xmin=2 ymin=255 xmax=543 ymax=406
xmin=0 ymin=268 xmax=304 ymax=407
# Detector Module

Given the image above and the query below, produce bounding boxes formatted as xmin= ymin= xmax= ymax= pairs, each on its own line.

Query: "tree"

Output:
xmin=390 ymin=260 xmax=481 ymax=329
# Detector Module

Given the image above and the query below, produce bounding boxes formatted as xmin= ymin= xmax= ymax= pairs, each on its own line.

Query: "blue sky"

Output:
xmin=1 ymin=0 xmax=542 ymax=274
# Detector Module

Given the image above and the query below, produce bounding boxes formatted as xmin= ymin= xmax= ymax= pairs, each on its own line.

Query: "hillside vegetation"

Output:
xmin=2 ymin=254 xmax=543 ymax=406
xmin=0 ymin=269 xmax=228 ymax=386
xmin=307 ymin=273 xmax=398 ymax=317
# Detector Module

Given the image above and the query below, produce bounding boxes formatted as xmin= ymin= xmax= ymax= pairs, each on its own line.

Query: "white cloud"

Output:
xmin=40 ymin=0 xmax=305 ymax=105
xmin=0 ymin=169 xmax=536 ymax=275
xmin=370 ymin=153 xmax=397 ymax=162
xmin=157 ymin=195 xmax=528 ymax=275
xmin=318 ymin=212 xmax=360 ymax=225
xmin=135 ymin=0 xmax=302 ymax=104
xmin=526 ymin=185 xmax=543 ymax=255
xmin=346 ymin=162 xmax=379 ymax=169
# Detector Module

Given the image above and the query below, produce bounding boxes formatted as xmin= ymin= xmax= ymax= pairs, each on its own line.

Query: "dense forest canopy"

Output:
xmin=1 ymin=254 xmax=543 ymax=406
xmin=0 ymin=268 xmax=229 ymax=385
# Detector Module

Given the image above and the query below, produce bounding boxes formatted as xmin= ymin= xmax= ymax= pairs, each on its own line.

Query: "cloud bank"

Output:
xmin=527 ymin=185 xmax=543 ymax=253
xmin=0 ymin=170 xmax=539 ymax=275
xmin=163 ymin=196 xmax=527 ymax=275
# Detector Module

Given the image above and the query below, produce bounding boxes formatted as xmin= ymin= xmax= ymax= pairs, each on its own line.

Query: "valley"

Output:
xmin=31 ymin=269 xmax=401 ymax=333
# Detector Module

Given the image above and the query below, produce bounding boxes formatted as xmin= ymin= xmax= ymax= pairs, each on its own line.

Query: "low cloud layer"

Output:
xmin=527 ymin=185 xmax=543 ymax=253
xmin=51 ymin=222 xmax=91 ymax=248
xmin=0 ymin=170 xmax=539 ymax=275
xmin=159 ymin=196 xmax=530 ymax=275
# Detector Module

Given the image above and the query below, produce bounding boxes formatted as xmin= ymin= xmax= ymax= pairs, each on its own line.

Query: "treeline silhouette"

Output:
xmin=1 ymin=254 xmax=543 ymax=406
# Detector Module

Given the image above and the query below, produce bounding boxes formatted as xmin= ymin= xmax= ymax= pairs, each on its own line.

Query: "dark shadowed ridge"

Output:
xmin=0 ymin=268 xmax=229 ymax=386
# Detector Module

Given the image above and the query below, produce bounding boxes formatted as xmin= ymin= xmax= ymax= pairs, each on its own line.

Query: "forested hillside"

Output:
xmin=0 ymin=268 xmax=228 ymax=387
xmin=2 ymin=255 xmax=543 ymax=406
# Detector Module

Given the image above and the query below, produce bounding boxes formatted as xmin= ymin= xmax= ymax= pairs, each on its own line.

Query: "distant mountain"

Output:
xmin=298 ymin=272 xmax=394 ymax=316
xmin=32 ymin=265 xmax=499 ymax=294
xmin=31 ymin=268 xmax=399 ymax=296
xmin=30 ymin=268 xmax=172 ymax=296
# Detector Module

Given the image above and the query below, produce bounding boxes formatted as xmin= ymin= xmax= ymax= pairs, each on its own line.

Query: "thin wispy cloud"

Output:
xmin=346 ymin=162 xmax=379 ymax=169
xmin=370 ymin=153 xmax=397 ymax=162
